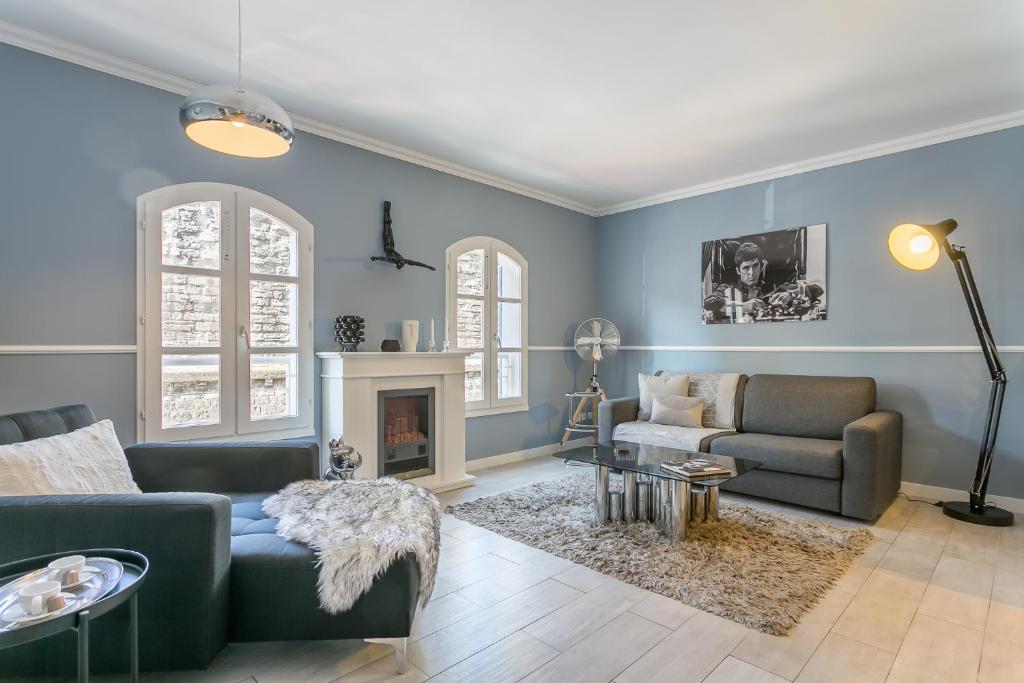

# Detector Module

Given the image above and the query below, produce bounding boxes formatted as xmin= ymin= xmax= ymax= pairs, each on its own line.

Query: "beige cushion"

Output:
xmin=0 ymin=420 xmax=141 ymax=496
xmin=650 ymin=396 xmax=704 ymax=428
xmin=660 ymin=371 xmax=741 ymax=428
xmin=638 ymin=373 xmax=688 ymax=420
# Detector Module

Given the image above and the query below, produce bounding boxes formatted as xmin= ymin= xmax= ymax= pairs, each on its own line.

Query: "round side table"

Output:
xmin=0 ymin=548 xmax=148 ymax=683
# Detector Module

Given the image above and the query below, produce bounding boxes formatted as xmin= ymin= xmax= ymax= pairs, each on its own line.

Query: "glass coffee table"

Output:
xmin=556 ymin=440 xmax=760 ymax=542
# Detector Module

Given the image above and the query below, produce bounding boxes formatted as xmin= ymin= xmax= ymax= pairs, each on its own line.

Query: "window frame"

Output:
xmin=445 ymin=236 xmax=528 ymax=418
xmin=137 ymin=182 xmax=314 ymax=442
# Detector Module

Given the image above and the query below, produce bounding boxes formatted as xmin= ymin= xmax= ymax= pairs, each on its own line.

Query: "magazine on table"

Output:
xmin=660 ymin=459 xmax=732 ymax=478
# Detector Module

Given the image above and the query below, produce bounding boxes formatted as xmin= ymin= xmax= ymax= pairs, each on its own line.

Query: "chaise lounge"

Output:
xmin=0 ymin=405 xmax=419 ymax=677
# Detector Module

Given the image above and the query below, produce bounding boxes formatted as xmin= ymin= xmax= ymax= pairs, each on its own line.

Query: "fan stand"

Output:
xmin=560 ymin=362 xmax=608 ymax=447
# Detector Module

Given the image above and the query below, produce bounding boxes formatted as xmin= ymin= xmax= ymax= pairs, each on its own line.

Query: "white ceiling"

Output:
xmin=2 ymin=1 xmax=1023 ymax=215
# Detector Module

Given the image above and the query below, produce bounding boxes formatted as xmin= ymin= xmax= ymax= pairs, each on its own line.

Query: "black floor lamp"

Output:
xmin=887 ymin=219 xmax=1012 ymax=526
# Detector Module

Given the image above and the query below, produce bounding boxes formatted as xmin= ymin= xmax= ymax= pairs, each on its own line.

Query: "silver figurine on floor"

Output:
xmin=323 ymin=437 xmax=363 ymax=480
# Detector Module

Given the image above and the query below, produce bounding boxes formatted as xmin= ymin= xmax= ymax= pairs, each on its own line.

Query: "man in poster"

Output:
xmin=701 ymin=228 xmax=826 ymax=323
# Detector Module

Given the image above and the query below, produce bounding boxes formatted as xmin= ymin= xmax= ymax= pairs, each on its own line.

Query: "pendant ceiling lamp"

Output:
xmin=179 ymin=0 xmax=294 ymax=158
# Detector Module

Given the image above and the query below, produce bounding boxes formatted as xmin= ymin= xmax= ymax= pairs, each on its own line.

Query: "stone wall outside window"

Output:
xmin=456 ymin=250 xmax=484 ymax=399
xmin=161 ymin=205 xmax=294 ymax=427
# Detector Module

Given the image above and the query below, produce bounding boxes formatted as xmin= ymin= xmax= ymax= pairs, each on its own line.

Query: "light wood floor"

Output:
xmin=9 ymin=457 xmax=1024 ymax=682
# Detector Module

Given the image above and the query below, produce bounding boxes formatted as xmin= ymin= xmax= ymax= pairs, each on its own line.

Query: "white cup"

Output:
xmin=19 ymin=580 xmax=62 ymax=616
xmin=48 ymin=555 xmax=86 ymax=585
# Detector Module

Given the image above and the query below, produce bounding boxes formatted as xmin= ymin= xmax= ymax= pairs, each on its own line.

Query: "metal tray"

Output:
xmin=0 ymin=557 xmax=124 ymax=631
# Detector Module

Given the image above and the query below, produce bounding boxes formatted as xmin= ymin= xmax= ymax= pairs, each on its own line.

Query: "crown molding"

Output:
xmin=0 ymin=20 xmax=197 ymax=95
xmin=0 ymin=20 xmax=597 ymax=217
xmin=289 ymin=115 xmax=596 ymax=214
xmin=595 ymin=109 xmax=1024 ymax=216
xmin=5 ymin=19 xmax=1024 ymax=220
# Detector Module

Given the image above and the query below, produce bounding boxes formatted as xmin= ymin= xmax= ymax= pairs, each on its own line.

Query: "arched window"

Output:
xmin=445 ymin=236 xmax=528 ymax=416
xmin=137 ymin=183 xmax=314 ymax=441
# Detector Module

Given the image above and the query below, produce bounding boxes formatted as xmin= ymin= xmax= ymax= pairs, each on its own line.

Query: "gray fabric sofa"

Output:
xmin=0 ymin=405 xmax=419 ymax=677
xmin=599 ymin=373 xmax=902 ymax=520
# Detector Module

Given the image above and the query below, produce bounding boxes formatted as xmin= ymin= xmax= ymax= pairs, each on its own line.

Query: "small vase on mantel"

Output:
xmin=426 ymin=318 xmax=437 ymax=352
xmin=401 ymin=320 xmax=420 ymax=352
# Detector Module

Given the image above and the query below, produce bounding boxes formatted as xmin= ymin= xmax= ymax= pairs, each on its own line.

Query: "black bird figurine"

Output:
xmin=369 ymin=201 xmax=436 ymax=271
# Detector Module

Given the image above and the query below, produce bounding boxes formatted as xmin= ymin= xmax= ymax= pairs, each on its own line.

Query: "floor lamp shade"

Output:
xmin=888 ymin=223 xmax=942 ymax=270
xmin=887 ymin=219 xmax=959 ymax=271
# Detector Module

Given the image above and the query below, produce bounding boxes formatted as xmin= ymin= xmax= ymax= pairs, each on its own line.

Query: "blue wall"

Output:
xmin=4 ymin=41 xmax=1024 ymax=495
xmin=0 ymin=44 xmax=596 ymax=459
xmin=596 ymin=127 xmax=1024 ymax=497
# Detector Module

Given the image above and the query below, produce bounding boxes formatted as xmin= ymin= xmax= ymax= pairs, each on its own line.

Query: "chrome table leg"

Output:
xmin=656 ymin=478 xmax=672 ymax=531
xmin=691 ymin=487 xmax=706 ymax=524
xmin=609 ymin=492 xmax=624 ymax=521
xmin=706 ymin=485 xmax=720 ymax=521
xmin=668 ymin=479 xmax=691 ymax=542
xmin=595 ymin=465 xmax=610 ymax=523
xmin=623 ymin=470 xmax=637 ymax=523
xmin=637 ymin=481 xmax=651 ymax=522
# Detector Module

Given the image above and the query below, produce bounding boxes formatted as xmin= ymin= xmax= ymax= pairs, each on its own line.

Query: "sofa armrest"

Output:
xmin=0 ymin=493 xmax=231 ymax=673
xmin=125 ymin=438 xmax=319 ymax=493
xmin=842 ymin=410 xmax=903 ymax=521
xmin=598 ymin=397 xmax=640 ymax=443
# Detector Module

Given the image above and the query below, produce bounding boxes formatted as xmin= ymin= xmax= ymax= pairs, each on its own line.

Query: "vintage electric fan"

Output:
xmin=574 ymin=318 xmax=621 ymax=397
xmin=562 ymin=318 xmax=620 ymax=446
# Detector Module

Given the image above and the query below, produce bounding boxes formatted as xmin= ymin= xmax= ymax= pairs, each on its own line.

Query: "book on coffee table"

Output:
xmin=660 ymin=460 xmax=732 ymax=478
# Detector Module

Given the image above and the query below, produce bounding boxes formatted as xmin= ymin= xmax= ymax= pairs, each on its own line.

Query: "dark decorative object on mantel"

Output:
xmin=369 ymin=201 xmax=436 ymax=271
xmin=381 ymin=339 xmax=401 ymax=352
xmin=334 ymin=315 xmax=366 ymax=352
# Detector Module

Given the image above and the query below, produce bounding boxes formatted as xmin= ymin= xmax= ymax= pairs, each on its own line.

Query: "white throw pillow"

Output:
xmin=650 ymin=396 xmax=705 ymax=428
xmin=663 ymin=370 xmax=742 ymax=428
xmin=0 ymin=420 xmax=141 ymax=496
xmin=638 ymin=373 xmax=688 ymax=421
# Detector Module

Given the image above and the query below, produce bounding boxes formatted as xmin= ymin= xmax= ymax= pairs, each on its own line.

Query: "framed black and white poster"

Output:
xmin=701 ymin=224 xmax=827 ymax=324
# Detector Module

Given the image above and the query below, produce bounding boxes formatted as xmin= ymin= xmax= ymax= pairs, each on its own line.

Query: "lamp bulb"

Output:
xmin=908 ymin=234 xmax=934 ymax=254
xmin=888 ymin=223 xmax=941 ymax=270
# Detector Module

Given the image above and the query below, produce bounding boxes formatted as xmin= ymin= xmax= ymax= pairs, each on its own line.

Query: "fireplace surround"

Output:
xmin=318 ymin=351 xmax=475 ymax=492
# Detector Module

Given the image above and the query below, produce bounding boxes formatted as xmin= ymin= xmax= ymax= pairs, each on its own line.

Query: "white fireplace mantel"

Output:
xmin=318 ymin=351 xmax=476 ymax=492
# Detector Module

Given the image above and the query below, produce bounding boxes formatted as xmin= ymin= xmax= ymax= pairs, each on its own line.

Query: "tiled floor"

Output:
xmin=8 ymin=457 xmax=1023 ymax=682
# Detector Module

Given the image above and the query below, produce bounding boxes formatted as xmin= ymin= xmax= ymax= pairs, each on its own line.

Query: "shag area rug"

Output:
xmin=447 ymin=472 xmax=872 ymax=635
xmin=264 ymin=478 xmax=440 ymax=613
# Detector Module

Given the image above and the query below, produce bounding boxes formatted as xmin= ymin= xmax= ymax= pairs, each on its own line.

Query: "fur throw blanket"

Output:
xmin=262 ymin=478 xmax=441 ymax=614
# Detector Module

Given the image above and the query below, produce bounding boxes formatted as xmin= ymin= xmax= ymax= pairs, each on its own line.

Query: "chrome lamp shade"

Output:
xmin=179 ymin=84 xmax=295 ymax=158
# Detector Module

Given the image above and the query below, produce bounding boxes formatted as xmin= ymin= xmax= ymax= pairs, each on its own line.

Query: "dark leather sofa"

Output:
xmin=0 ymin=405 xmax=419 ymax=677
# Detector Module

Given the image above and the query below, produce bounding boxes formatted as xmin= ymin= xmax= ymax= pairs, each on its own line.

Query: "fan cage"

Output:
xmin=573 ymin=318 xmax=620 ymax=361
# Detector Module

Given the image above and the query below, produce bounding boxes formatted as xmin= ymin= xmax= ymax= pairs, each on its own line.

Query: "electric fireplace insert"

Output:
xmin=377 ymin=388 xmax=435 ymax=479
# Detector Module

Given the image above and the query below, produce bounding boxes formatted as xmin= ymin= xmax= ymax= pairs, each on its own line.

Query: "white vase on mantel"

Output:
xmin=401 ymin=320 xmax=420 ymax=352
